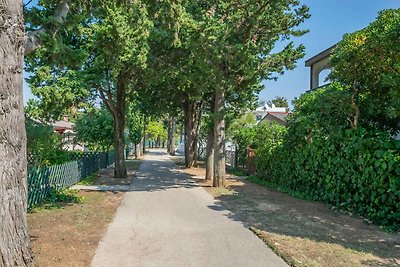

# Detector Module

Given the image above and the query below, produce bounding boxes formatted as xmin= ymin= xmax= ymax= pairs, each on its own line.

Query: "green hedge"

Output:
xmin=256 ymin=127 xmax=400 ymax=231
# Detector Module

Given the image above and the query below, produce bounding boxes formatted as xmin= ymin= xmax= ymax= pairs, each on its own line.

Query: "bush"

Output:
xmin=256 ymin=122 xmax=400 ymax=231
xmin=254 ymin=10 xmax=400 ymax=231
xmin=26 ymin=119 xmax=71 ymax=167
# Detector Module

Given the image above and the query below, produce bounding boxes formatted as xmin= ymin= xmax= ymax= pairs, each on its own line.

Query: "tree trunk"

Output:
xmin=350 ymin=84 xmax=360 ymax=129
xmin=167 ymin=117 xmax=176 ymax=155
xmin=0 ymin=1 xmax=33 ymax=265
xmin=234 ymin=145 xmax=238 ymax=169
xmin=113 ymin=112 xmax=127 ymax=178
xmin=183 ymin=99 xmax=203 ymax=168
xmin=97 ymin=78 xmax=127 ymax=178
xmin=213 ymin=87 xmax=226 ymax=187
xmin=112 ymin=78 xmax=127 ymax=178
xmin=142 ymin=115 xmax=147 ymax=154
xmin=205 ymin=129 xmax=214 ymax=180
xmin=139 ymin=136 xmax=143 ymax=156
xmin=134 ymin=143 xmax=138 ymax=159
xmin=157 ymin=136 xmax=161 ymax=148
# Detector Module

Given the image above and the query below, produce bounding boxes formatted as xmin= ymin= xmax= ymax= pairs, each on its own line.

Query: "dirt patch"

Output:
xmin=177 ymin=161 xmax=400 ymax=267
xmin=170 ymin=155 xmax=242 ymax=182
xmin=28 ymin=191 xmax=123 ymax=267
xmin=81 ymin=159 xmax=142 ymax=186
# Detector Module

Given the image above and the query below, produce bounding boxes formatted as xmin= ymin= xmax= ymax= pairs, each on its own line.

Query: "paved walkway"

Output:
xmin=91 ymin=150 xmax=287 ymax=267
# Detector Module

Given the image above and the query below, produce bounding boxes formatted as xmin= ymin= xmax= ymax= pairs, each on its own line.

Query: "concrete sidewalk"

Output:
xmin=91 ymin=149 xmax=287 ymax=267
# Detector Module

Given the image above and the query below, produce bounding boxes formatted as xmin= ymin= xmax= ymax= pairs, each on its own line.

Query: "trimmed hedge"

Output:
xmin=256 ymin=127 xmax=400 ymax=231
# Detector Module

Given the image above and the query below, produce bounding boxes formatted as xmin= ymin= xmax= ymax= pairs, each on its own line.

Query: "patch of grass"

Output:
xmin=250 ymin=227 xmax=297 ymax=267
xmin=210 ymin=187 xmax=236 ymax=197
xmin=250 ymin=227 xmax=392 ymax=267
xmin=77 ymin=173 xmax=98 ymax=185
xmin=29 ymin=189 xmax=84 ymax=211
xmin=125 ymin=159 xmax=142 ymax=170
xmin=227 ymin=167 xmax=248 ymax=177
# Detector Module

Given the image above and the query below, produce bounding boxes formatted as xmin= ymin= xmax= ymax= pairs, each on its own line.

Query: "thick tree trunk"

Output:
xmin=0 ymin=1 xmax=33 ymax=265
xmin=112 ymin=79 xmax=127 ymax=178
xmin=183 ymin=99 xmax=203 ymax=168
xmin=97 ymin=77 xmax=127 ymax=178
xmin=213 ymin=88 xmax=226 ymax=187
xmin=113 ymin=112 xmax=127 ymax=178
xmin=205 ymin=129 xmax=214 ymax=180
xmin=167 ymin=117 xmax=176 ymax=155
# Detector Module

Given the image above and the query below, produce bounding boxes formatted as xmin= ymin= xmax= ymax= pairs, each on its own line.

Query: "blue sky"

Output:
xmin=260 ymin=0 xmax=400 ymax=106
xmin=23 ymin=1 xmax=400 ymax=106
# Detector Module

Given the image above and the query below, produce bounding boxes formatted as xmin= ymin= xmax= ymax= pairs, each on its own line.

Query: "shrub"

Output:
xmin=26 ymin=119 xmax=71 ymax=167
xmin=256 ymin=122 xmax=400 ymax=231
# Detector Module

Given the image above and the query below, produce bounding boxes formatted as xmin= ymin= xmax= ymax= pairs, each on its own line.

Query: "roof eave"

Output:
xmin=305 ymin=44 xmax=337 ymax=67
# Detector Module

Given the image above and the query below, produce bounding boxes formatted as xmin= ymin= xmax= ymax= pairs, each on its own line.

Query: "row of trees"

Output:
xmin=24 ymin=0 xmax=310 ymax=185
xmin=2 ymin=0 xmax=310 ymax=265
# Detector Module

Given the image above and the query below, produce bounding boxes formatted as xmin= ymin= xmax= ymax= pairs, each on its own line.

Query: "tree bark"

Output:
xmin=97 ymin=78 xmax=127 ymax=179
xmin=142 ymin=115 xmax=147 ymax=154
xmin=349 ymin=84 xmax=360 ymax=129
xmin=0 ymin=1 xmax=33 ymax=265
xmin=213 ymin=87 xmax=226 ymax=187
xmin=234 ymin=145 xmax=238 ymax=169
xmin=112 ymin=109 xmax=127 ymax=178
xmin=134 ymin=143 xmax=138 ymax=159
xmin=167 ymin=117 xmax=176 ymax=155
xmin=183 ymin=99 xmax=203 ymax=168
xmin=205 ymin=129 xmax=214 ymax=180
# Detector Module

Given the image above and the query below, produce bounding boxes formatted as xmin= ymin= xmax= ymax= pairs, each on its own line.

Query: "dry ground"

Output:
xmin=28 ymin=191 xmax=123 ymax=267
xmin=79 ymin=159 xmax=143 ymax=186
xmin=27 ymin=159 xmax=142 ymax=266
xmin=172 ymin=155 xmax=400 ymax=267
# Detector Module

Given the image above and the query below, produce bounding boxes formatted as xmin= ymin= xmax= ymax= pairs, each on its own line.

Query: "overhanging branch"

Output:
xmin=25 ymin=0 xmax=72 ymax=55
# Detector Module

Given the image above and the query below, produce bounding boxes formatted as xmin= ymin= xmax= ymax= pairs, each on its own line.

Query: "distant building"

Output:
xmin=29 ymin=115 xmax=85 ymax=151
xmin=52 ymin=115 xmax=85 ymax=151
xmin=252 ymin=104 xmax=287 ymax=124
xmin=259 ymin=111 xmax=289 ymax=126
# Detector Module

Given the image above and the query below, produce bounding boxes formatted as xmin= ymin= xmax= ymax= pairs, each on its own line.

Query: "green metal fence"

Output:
xmin=27 ymin=151 xmax=114 ymax=208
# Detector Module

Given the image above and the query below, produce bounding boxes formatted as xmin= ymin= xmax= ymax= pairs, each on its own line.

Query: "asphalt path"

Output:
xmin=91 ymin=149 xmax=287 ymax=267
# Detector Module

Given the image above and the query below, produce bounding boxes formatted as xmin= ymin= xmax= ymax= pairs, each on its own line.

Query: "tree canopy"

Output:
xmin=74 ymin=107 xmax=114 ymax=151
xmin=330 ymin=8 xmax=400 ymax=133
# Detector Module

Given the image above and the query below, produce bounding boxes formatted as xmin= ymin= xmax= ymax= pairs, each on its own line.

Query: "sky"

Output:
xmin=259 ymin=0 xmax=400 ymax=106
xmin=23 ymin=1 xmax=400 ymax=106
